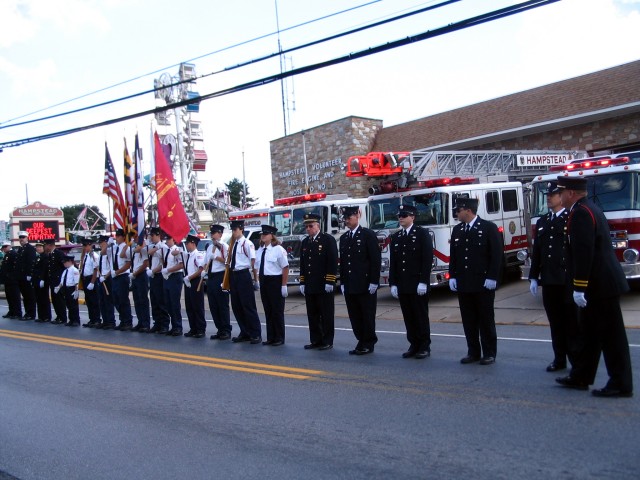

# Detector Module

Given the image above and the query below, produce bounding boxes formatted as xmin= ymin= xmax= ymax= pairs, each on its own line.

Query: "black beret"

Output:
xmin=557 ymin=175 xmax=587 ymax=191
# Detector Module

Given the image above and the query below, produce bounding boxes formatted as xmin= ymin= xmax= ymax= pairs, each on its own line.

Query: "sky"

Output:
xmin=0 ymin=0 xmax=639 ymax=226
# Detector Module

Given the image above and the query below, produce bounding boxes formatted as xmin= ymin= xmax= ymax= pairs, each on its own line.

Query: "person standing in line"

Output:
xmin=299 ymin=213 xmax=338 ymax=351
xmin=183 ymin=234 xmax=206 ymax=338
xmin=129 ymin=232 xmax=151 ymax=332
xmin=255 ymin=224 xmax=289 ymax=346
xmin=96 ymin=235 xmax=116 ymax=330
xmin=146 ymin=227 xmax=170 ymax=334
xmin=110 ymin=229 xmax=133 ymax=331
xmin=79 ymin=238 xmax=101 ymax=328
xmin=16 ymin=231 xmax=37 ymax=320
xmin=339 ymin=206 xmax=381 ymax=356
xmin=449 ymin=197 xmax=502 ymax=365
xmin=1 ymin=241 xmax=22 ymax=319
xmin=204 ymin=224 xmax=232 ymax=341
xmin=45 ymin=239 xmax=67 ymax=324
xmin=32 ymin=242 xmax=52 ymax=323
xmin=160 ymin=234 xmax=185 ymax=336
xmin=528 ymin=181 xmax=578 ymax=372
xmin=228 ymin=220 xmax=262 ymax=344
xmin=554 ymin=176 xmax=633 ymax=398
xmin=54 ymin=255 xmax=80 ymax=327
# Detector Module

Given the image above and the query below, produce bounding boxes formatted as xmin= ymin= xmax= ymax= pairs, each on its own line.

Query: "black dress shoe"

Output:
xmin=9 ymin=315 xmax=23 ymax=320
xmin=138 ymin=327 xmax=150 ymax=333
xmin=67 ymin=322 xmax=80 ymax=327
xmin=270 ymin=340 xmax=284 ymax=346
xmin=193 ymin=332 xmax=205 ymax=338
xmin=249 ymin=337 xmax=262 ymax=344
xmin=34 ymin=318 xmax=45 ymax=323
xmin=591 ymin=387 xmax=633 ymax=398
xmin=262 ymin=340 xmax=274 ymax=345
xmin=149 ymin=325 xmax=160 ymax=333
xmin=402 ymin=349 xmax=417 ymax=359
xmin=22 ymin=316 xmax=35 ymax=321
xmin=546 ymin=362 xmax=566 ymax=372
xmin=2 ymin=313 xmax=11 ymax=318
xmin=232 ymin=335 xmax=250 ymax=343
xmin=156 ymin=329 xmax=169 ymax=334
xmin=317 ymin=344 xmax=333 ymax=350
xmin=118 ymin=324 xmax=133 ymax=332
xmin=460 ymin=355 xmax=481 ymax=364
xmin=101 ymin=324 xmax=115 ymax=330
xmin=414 ymin=350 xmax=430 ymax=359
xmin=480 ymin=356 xmax=495 ymax=365
xmin=304 ymin=343 xmax=321 ymax=349
xmin=211 ymin=332 xmax=231 ymax=340
xmin=184 ymin=331 xmax=196 ymax=337
xmin=169 ymin=330 xmax=183 ymax=336
xmin=555 ymin=376 xmax=589 ymax=390
xmin=131 ymin=324 xmax=141 ymax=332
xmin=350 ymin=347 xmax=373 ymax=355
xmin=51 ymin=319 xmax=65 ymax=325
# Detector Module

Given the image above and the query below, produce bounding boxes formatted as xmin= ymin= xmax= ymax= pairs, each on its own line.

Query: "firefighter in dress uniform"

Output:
xmin=554 ymin=176 xmax=633 ymax=397
xmin=1 ymin=241 xmax=21 ymax=319
xmin=129 ymin=232 xmax=151 ymax=332
xmin=299 ymin=213 xmax=338 ymax=351
xmin=203 ymin=224 xmax=232 ymax=340
xmin=79 ymin=238 xmax=101 ymax=327
xmin=32 ymin=242 xmax=52 ymax=322
xmin=96 ymin=235 xmax=116 ymax=329
xmin=160 ymin=234 xmax=185 ymax=336
xmin=449 ymin=197 xmax=502 ymax=365
xmin=145 ymin=227 xmax=170 ymax=333
xmin=528 ymin=181 xmax=578 ymax=372
xmin=54 ymin=254 xmax=80 ymax=326
xmin=45 ymin=238 xmax=67 ymax=324
xmin=110 ymin=229 xmax=134 ymax=331
xmin=16 ymin=231 xmax=37 ymax=320
xmin=339 ymin=206 xmax=381 ymax=355
xmin=183 ymin=234 xmax=206 ymax=338
xmin=388 ymin=204 xmax=433 ymax=359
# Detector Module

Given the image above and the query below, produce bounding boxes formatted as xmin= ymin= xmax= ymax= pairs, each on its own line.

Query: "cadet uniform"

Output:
xmin=183 ymin=234 xmax=206 ymax=337
xmin=16 ymin=231 xmax=37 ymax=320
xmin=161 ymin=236 xmax=185 ymax=336
xmin=31 ymin=243 xmax=52 ymax=322
xmin=130 ymin=237 xmax=151 ymax=332
xmin=111 ymin=229 xmax=134 ymax=330
xmin=300 ymin=213 xmax=338 ymax=350
xmin=79 ymin=238 xmax=101 ymax=327
xmin=97 ymin=235 xmax=116 ymax=329
xmin=146 ymin=227 xmax=170 ymax=333
xmin=339 ymin=206 xmax=381 ymax=355
xmin=56 ymin=255 xmax=80 ymax=326
xmin=1 ymin=244 xmax=21 ymax=319
xmin=204 ymin=224 xmax=232 ymax=340
xmin=45 ymin=239 xmax=67 ymax=323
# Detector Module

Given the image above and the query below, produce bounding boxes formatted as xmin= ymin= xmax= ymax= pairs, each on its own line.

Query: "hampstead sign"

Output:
xmin=12 ymin=201 xmax=63 ymax=217
xmin=277 ymin=158 xmax=344 ymax=196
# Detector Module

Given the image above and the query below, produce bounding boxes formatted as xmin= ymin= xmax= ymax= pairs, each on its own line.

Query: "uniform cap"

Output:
xmin=210 ymin=224 xmax=224 ymax=234
xmin=454 ymin=197 xmax=479 ymax=210
xmin=186 ymin=234 xmax=200 ymax=245
xmin=230 ymin=220 xmax=244 ymax=230
xmin=149 ymin=227 xmax=162 ymax=236
xmin=44 ymin=238 xmax=57 ymax=245
xmin=35 ymin=242 xmax=44 ymax=247
xmin=260 ymin=224 xmax=278 ymax=235
xmin=303 ymin=213 xmax=321 ymax=224
xmin=115 ymin=228 xmax=126 ymax=237
xmin=397 ymin=204 xmax=417 ymax=216
xmin=81 ymin=237 xmax=95 ymax=246
xmin=63 ymin=255 xmax=75 ymax=262
xmin=341 ymin=206 xmax=359 ymax=218
xmin=18 ymin=231 xmax=29 ymax=238
xmin=546 ymin=181 xmax=561 ymax=194
xmin=1 ymin=241 xmax=11 ymax=247
xmin=556 ymin=176 xmax=587 ymax=191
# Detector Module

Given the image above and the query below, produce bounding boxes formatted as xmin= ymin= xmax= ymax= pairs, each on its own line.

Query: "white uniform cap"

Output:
xmin=2 ymin=241 xmax=11 ymax=247
xmin=18 ymin=231 xmax=29 ymax=237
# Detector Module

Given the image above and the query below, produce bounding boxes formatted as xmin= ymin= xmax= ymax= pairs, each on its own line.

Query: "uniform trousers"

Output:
xmin=62 ymin=286 xmax=80 ymax=323
xmin=131 ymin=274 xmax=150 ymax=328
xmin=82 ymin=275 xmax=101 ymax=323
xmin=185 ymin=278 xmax=206 ymax=334
xmin=34 ymin=281 xmax=51 ymax=320
xmin=229 ymin=269 xmax=261 ymax=339
xmin=541 ymin=285 xmax=578 ymax=366
xmin=5 ymin=280 xmax=22 ymax=316
xmin=50 ymin=284 xmax=66 ymax=321
xmin=260 ymin=274 xmax=285 ymax=343
xmin=571 ymin=296 xmax=633 ymax=392
xmin=18 ymin=279 xmax=36 ymax=318
xmin=111 ymin=274 xmax=133 ymax=326
xmin=163 ymin=272 xmax=183 ymax=332
xmin=305 ymin=291 xmax=335 ymax=346
xmin=398 ymin=293 xmax=430 ymax=352
xmin=98 ymin=277 xmax=115 ymax=326
xmin=345 ymin=291 xmax=378 ymax=350
xmin=149 ymin=274 xmax=169 ymax=328
xmin=206 ymin=271 xmax=231 ymax=335
xmin=458 ymin=290 xmax=497 ymax=358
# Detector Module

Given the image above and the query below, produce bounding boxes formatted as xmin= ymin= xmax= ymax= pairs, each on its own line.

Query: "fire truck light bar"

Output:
xmin=421 ymin=177 xmax=476 ymax=188
xmin=549 ymin=157 xmax=629 ymax=172
xmin=228 ymin=212 xmax=269 ymax=220
xmin=274 ymin=193 xmax=327 ymax=206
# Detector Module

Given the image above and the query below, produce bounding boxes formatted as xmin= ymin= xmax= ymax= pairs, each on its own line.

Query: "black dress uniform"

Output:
xmin=300 ymin=214 xmax=338 ymax=349
xmin=1 ymin=247 xmax=22 ymax=318
xmin=558 ymin=176 xmax=633 ymax=396
xmin=46 ymin=241 xmax=67 ymax=322
xmin=389 ymin=205 xmax=433 ymax=357
xmin=32 ymin=247 xmax=52 ymax=322
xmin=340 ymin=217 xmax=381 ymax=354
xmin=449 ymin=199 xmax=502 ymax=363
xmin=16 ymin=235 xmax=37 ymax=319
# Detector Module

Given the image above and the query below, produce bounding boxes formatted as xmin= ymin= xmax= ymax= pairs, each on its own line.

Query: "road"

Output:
xmin=1 ymin=280 xmax=639 ymax=479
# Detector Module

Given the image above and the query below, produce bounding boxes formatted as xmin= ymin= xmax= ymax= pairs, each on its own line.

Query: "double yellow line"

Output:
xmin=0 ymin=329 xmax=327 ymax=380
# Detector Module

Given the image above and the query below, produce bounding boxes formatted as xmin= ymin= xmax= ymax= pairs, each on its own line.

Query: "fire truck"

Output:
xmin=228 ymin=207 xmax=270 ymax=249
xmin=520 ymin=150 xmax=640 ymax=280
xmin=269 ymin=193 xmax=368 ymax=285
xmin=347 ymin=149 xmax=586 ymax=286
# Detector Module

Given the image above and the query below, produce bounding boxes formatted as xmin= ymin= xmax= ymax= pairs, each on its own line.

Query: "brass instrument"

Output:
xmin=221 ymin=236 xmax=236 ymax=292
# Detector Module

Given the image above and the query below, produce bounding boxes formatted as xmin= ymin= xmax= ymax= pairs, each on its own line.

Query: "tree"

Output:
xmin=62 ymin=204 xmax=107 ymax=231
xmin=225 ymin=178 xmax=258 ymax=209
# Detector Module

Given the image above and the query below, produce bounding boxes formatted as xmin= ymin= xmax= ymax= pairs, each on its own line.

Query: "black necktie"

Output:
xmin=164 ymin=249 xmax=170 ymax=267
xmin=230 ymin=241 xmax=238 ymax=271
xmin=551 ymin=212 xmax=556 ymax=220
xmin=62 ymin=269 xmax=68 ymax=287
xmin=99 ymin=254 xmax=104 ymax=274
xmin=148 ymin=247 xmax=153 ymax=269
xmin=113 ymin=246 xmax=119 ymax=270
xmin=465 ymin=224 xmax=470 ymax=234
xmin=259 ymin=247 xmax=266 ymax=278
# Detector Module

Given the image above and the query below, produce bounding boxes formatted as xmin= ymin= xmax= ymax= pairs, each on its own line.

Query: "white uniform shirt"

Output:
xmin=186 ymin=249 xmax=205 ymax=277
xmin=231 ymin=236 xmax=255 ymax=271
xmin=99 ymin=250 xmax=113 ymax=277
xmin=112 ymin=241 xmax=131 ymax=276
xmin=147 ymin=242 xmax=165 ymax=272
xmin=81 ymin=251 xmax=99 ymax=277
xmin=255 ymin=244 xmax=289 ymax=276
xmin=132 ymin=245 xmax=148 ymax=271
xmin=60 ymin=266 xmax=80 ymax=287
xmin=162 ymin=244 xmax=184 ymax=274
xmin=204 ymin=241 xmax=228 ymax=273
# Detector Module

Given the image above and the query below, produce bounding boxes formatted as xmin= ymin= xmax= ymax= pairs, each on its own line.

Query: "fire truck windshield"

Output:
xmin=531 ymin=171 xmax=640 ymax=217
xmin=403 ymin=192 xmax=449 ymax=226
xmin=270 ymin=210 xmax=292 ymax=236
xmin=292 ymin=206 xmax=324 ymax=234
xmin=368 ymin=197 xmax=401 ymax=230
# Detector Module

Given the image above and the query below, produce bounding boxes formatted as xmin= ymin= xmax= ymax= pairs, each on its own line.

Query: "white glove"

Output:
xmin=54 ymin=286 xmax=60 ymax=294
xmin=368 ymin=284 xmax=378 ymax=295
xmin=325 ymin=284 xmax=334 ymax=293
xmin=183 ymin=277 xmax=191 ymax=287
xmin=129 ymin=272 xmax=135 ymax=280
xmin=484 ymin=279 xmax=497 ymax=290
xmin=99 ymin=275 xmax=105 ymax=283
xmin=417 ymin=283 xmax=427 ymax=296
xmin=341 ymin=285 xmax=345 ymax=295
xmin=161 ymin=268 xmax=169 ymax=276
xmin=449 ymin=278 xmax=457 ymax=292
xmin=26 ymin=276 xmax=32 ymax=281
xmin=146 ymin=269 xmax=154 ymax=278
xmin=299 ymin=285 xmax=305 ymax=296
xmin=281 ymin=286 xmax=288 ymax=298
xmin=200 ymin=270 xmax=207 ymax=278
xmin=529 ymin=279 xmax=538 ymax=296
xmin=107 ymin=237 xmax=115 ymax=245
xmin=86 ymin=282 xmax=95 ymax=291
xmin=39 ymin=280 xmax=45 ymax=288
xmin=573 ymin=291 xmax=587 ymax=308
xmin=72 ymin=290 xmax=79 ymax=300
xmin=390 ymin=285 xmax=399 ymax=299
xmin=253 ymin=281 xmax=260 ymax=291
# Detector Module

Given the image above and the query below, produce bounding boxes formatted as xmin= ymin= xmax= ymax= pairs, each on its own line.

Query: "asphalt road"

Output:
xmin=1 ymin=296 xmax=639 ymax=480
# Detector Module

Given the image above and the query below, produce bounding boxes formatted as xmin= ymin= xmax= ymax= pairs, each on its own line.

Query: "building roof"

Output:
xmin=372 ymin=60 xmax=640 ymax=151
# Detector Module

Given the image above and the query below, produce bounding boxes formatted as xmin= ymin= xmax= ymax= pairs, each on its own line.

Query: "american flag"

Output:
xmin=103 ymin=143 xmax=126 ymax=230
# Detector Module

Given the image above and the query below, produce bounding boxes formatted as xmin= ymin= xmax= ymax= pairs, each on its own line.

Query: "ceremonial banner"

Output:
xmin=102 ymin=143 xmax=126 ymax=230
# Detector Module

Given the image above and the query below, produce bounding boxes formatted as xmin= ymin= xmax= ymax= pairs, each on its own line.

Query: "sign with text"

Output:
xmin=516 ymin=154 xmax=575 ymax=167
xmin=19 ymin=221 xmax=59 ymax=241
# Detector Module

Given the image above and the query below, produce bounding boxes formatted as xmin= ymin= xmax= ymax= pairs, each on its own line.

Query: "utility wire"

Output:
xmin=0 ymin=0 xmax=560 ymax=150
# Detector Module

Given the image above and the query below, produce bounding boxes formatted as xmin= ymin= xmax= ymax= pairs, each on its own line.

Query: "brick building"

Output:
xmin=270 ymin=60 xmax=640 ymax=200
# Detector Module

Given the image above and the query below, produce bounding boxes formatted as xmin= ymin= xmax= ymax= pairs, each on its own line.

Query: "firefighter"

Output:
xmin=32 ymin=242 xmax=52 ymax=323
xmin=97 ymin=235 xmax=116 ymax=329
xmin=129 ymin=232 xmax=151 ymax=332
xmin=339 ymin=206 xmax=381 ymax=355
xmin=203 ymin=224 xmax=232 ymax=340
xmin=16 ymin=231 xmax=37 ymax=320
xmin=80 ymin=238 xmax=101 ymax=327
xmin=183 ymin=234 xmax=206 ymax=338
xmin=160 ymin=233 xmax=185 ymax=336
xmin=299 ymin=213 xmax=338 ymax=351
xmin=449 ymin=197 xmax=502 ymax=365
xmin=45 ymin=239 xmax=67 ymax=324
xmin=146 ymin=227 xmax=170 ymax=333
xmin=54 ymin=254 xmax=80 ymax=326
xmin=1 ymin=241 xmax=22 ymax=319
xmin=111 ymin=229 xmax=133 ymax=331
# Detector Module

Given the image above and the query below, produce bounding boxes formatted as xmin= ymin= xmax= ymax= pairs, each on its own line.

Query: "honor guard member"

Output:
xmin=160 ymin=234 xmax=185 ymax=336
xmin=79 ymin=238 xmax=101 ymax=327
xmin=339 ymin=206 xmax=381 ymax=355
xmin=32 ymin=242 xmax=52 ymax=322
xmin=228 ymin=220 xmax=262 ymax=344
xmin=16 ymin=231 xmax=37 ymax=320
xmin=449 ymin=197 xmax=502 ymax=365
xmin=129 ymin=232 xmax=151 ymax=332
xmin=528 ymin=181 xmax=578 ymax=372
xmin=203 ymin=224 xmax=232 ymax=340
xmin=555 ymin=176 xmax=633 ymax=397
xmin=146 ymin=227 xmax=170 ymax=333
xmin=97 ymin=235 xmax=116 ymax=329
xmin=54 ymin=255 xmax=80 ymax=326
xmin=45 ymin=239 xmax=67 ymax=323
xmin=110 ymin=229 xmax=134 ymax=331
xmin=255 ymin=224 xmax=289 ymax=346
xmin=300 ymin=213 xmax=338 ymax=351
xmin=1 ymin=241 xmax=22 ymax=319
xmin=183 ymin=234 xmax=206 ymax=338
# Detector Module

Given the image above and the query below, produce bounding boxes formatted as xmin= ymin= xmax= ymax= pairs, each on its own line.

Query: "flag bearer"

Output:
xmin=146 ymin=227 xmax=170 ymax=333
xmin=80 ymin=238 xmax=101 ymax=328
xmin=129 ymin=232 xmax=151 ymax=332
xmin=111 ymin=229 xmax=133 ymax=331
xmin=183 ymin=234 xmax=205 ymax=338
xmin=160 ymin=234 xmax=185 ymax=336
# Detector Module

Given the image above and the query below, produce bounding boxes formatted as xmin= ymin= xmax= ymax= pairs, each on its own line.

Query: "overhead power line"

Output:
xmin=0 ymin=0 xmax=561 ymax=151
